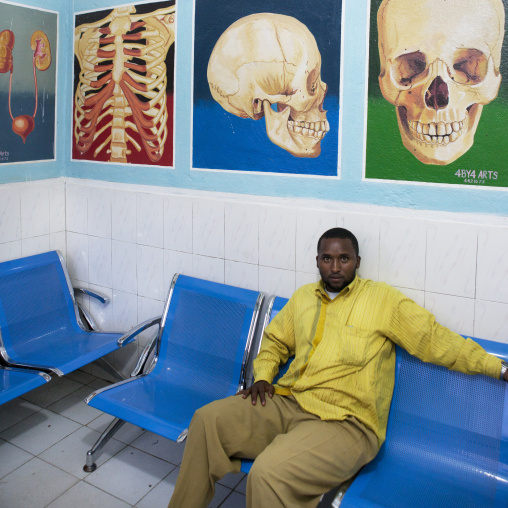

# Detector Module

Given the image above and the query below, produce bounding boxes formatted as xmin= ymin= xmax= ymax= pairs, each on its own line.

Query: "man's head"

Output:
xmin=316 ymin=228 xmax=361 ymax=292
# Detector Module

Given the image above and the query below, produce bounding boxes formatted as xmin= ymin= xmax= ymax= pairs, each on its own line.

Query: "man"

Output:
xmin=169 ymin=227 xmax=508 ymax=508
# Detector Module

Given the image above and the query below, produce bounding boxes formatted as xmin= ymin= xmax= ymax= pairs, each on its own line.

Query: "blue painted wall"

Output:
xmin=1 ymin=0 xmax=507 ymax=216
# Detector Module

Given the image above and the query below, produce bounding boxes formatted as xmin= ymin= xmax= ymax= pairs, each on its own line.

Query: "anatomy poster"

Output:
xmin=0 ymin=1 xmax=57 ymax=164
xmin=192 ymin=0 xmax=343 ymax=176
xmin=365 ymin=0 xmax=508 ymax=188
xmin=73 ymin=1 xmax=175 ymax=166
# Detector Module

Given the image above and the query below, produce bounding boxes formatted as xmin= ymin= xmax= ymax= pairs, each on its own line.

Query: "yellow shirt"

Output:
xmin=253 ymin=276 xmax=502 ymax=446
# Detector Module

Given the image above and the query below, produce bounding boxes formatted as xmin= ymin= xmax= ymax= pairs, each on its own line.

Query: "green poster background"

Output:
xmin=366 ymin=0 xmax=508 ymax=187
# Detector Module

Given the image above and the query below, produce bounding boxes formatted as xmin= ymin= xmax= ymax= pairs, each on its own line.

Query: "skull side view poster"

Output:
xmin=0 ymin=2 xmax=57 ymax=164
xmin=193 ymin=0 xmax=343 ymax=176
xmin=365 ymin=0 xmax=508 ymax=188
xmin=72 ymin=1 xmax=175 ymax=166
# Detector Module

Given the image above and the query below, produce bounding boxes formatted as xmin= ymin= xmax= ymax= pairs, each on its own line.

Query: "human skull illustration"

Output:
xmin=207 ymin=13 xmax=329 ymax=158
xmin=377 ymin=0 xmax=505 ymax=165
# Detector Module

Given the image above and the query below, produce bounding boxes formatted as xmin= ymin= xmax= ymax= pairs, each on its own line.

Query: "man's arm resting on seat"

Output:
xmin=388 ymin=293 xmax=504 ymax=380
xmin=250 ymin=297 xmax=296 ymax=399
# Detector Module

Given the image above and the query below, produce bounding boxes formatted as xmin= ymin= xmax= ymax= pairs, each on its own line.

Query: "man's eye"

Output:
xmin=341 ymin=257 xmax=349 ymax=261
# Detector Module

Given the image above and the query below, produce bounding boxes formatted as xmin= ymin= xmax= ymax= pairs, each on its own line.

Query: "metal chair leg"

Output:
xmin=83 ymin=417 xmax=126 ymax=472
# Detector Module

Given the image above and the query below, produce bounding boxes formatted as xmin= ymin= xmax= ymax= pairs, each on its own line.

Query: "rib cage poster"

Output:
xmin=0 ymin=1 xmax=57 ymax=164
xmin=365 ymin=0 xmax=508 ymax=188
xmin=192 ymin=0 xmax=343 ymax=176
xmin=72 ymin=1 xmax=176 ymax=167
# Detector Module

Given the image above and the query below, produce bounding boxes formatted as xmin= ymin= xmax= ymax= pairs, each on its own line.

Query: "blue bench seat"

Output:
xmin=0 ymin=251 xmax=125 ymax=394
xmin=333 ymin=337 xmax=508 ymax=508
xmin=84 ymin=274 xmax=264 ymax=471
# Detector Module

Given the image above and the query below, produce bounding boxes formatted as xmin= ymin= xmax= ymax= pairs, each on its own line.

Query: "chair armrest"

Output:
xmin=130 ymin=334 xmax=159 ymax=377
xmin=74 ymin=287 xmax=110 ymax=304
xmin=1 ymin=365 xmax=52 ymax=382
xmin=77 ymin=302 xmax=100 ymax=331
xmin=117 ymin=316 xmax=161 ymax=347
xmin=0 ymin=348 xmax=64 ymax=376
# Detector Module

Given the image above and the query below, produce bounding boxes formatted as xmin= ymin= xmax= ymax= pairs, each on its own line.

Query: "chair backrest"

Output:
xmin=152 ymin=274 xmax=263 ymax=406
xmin=0 ymin=251 xmax=80 ymax=362
xmin=357 ymin=343 xmax=508 ymax=507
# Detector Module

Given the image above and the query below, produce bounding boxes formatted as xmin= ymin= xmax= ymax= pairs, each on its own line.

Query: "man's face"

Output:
xmin=316 ymin=237 xmax=361 ymax=292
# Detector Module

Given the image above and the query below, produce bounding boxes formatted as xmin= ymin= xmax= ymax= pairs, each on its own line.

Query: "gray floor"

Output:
xmin=0 ymin=370 xmax=247 ymax=508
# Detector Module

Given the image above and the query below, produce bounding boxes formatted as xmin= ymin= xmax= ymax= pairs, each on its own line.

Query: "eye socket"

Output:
xmin=452 ymin=49 xmax=488 ymax=85
xmin=307 ymin=66 xmax=320 ymax=96
xmin=392 ymin=51 xmax=427 ymax=86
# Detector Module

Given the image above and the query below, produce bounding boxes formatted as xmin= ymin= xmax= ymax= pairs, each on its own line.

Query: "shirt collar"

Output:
xmin=315 ymin=274 xmax=361 ymax=301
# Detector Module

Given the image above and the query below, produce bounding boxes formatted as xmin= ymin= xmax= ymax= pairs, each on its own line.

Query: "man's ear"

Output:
xmin=316 ymin=255 xmax=319 ymax=268
xmin=356 ymin=256 xmax=361 ymax=269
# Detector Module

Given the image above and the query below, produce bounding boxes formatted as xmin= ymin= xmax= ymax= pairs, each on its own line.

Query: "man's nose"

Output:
xmin=331 ymin=259 xmax=340 ymax=272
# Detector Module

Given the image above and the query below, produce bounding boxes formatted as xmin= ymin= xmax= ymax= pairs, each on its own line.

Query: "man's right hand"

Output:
xmin=237 ymin=380 xmax=275 ymax=406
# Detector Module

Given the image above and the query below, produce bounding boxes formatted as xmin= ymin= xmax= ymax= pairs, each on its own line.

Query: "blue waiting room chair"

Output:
xmin=0 ymin=251 xmax=126 ymax=393
xmin=83 ymin=274 xmax=264 ymax=471
xmin=333 ymin=337 xmax=508 ymax=508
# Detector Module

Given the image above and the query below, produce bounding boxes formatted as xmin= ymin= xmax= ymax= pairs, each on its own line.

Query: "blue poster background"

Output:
xmin=0 ymin=2 xmax=57 ymax=164
xmin=192 ymin=0 xmax=342 ymax=176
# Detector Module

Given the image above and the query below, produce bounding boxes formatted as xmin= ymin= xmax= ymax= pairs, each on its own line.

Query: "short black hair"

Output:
xmin=317 ymin=228 xmax=359 ymax=257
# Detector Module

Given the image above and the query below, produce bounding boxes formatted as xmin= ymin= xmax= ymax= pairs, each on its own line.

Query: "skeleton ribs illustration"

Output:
xmin=74 ymin=4 xmax=175 ymax=164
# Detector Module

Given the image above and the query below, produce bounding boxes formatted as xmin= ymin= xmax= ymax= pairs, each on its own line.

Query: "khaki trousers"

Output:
xmin=168 ymin=394 xmax=378 ymax=508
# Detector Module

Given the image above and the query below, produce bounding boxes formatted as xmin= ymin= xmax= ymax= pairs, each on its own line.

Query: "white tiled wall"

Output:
xmin=0 ymin=180 xmax=66 ymax=263
xmin=1 ymin=177 xmax=507 ymax=377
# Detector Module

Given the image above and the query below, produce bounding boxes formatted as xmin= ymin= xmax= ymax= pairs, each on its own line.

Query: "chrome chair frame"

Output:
xmin=83 ymin=273 xmax=264 ymax=472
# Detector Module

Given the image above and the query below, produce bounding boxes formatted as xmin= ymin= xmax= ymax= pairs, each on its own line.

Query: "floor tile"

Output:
xmin=87 ymin=413 xmax=146 ymax=444
xmin=0 ymin=456 xmax=78 ymax=508
xmin=217 ymin=471 xmax=246 ymax=489
xmin=136 ymin=468 xmax=179 ymax=508
xmin=210 ymin=484 xmax=234 ymax=508
xmin=39 ymin=426 xmax=126 ymax=479
xmin=88 ymin=377 xmax=113 ymax=389
xmin=0 ymin=409 xmax=81 ymax=455
xmin=234 ymin=475 xmax=247 ymax=494
xmin=85 ymin=445 xmax=175 ymax=505
xmin=20 ymin=376 xmax=84 ymax=408
xmin=143 ymin=467 xmax=234 ymax=508
xmin=0 ymin=438 xmax=33 ymax=479
xmin=66 ymin=369 xmax=96 ymax=385
xmin=47 ymin=386 xmax=105 ymax=425
xmin=0 ymin=397 xmax=42 ymax=433
xmin=130 ymin=430 xmax=185 ymax=465
xmin=218 ymin=491 xmax=247 ymax=508
xmin=46 ymin=481 xmax=131 ymax=508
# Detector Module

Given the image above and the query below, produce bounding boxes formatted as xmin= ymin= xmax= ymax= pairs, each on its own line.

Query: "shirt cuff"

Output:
xmin=253 ymin=370 xmax=274 ymax=384
xmin=485 ymin=354 xmax=503 ymax=380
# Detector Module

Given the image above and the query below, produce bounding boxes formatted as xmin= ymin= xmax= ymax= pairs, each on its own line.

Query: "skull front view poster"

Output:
xmin=192 ymin=0 xmax=343 ymax=177
xmin=73 ymin=1 xmax=175 ymax=166
xmin=0 ymin=1 xmax=57 ymax=164
xmin=365 ymin=0 xmax=508 ymax=188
